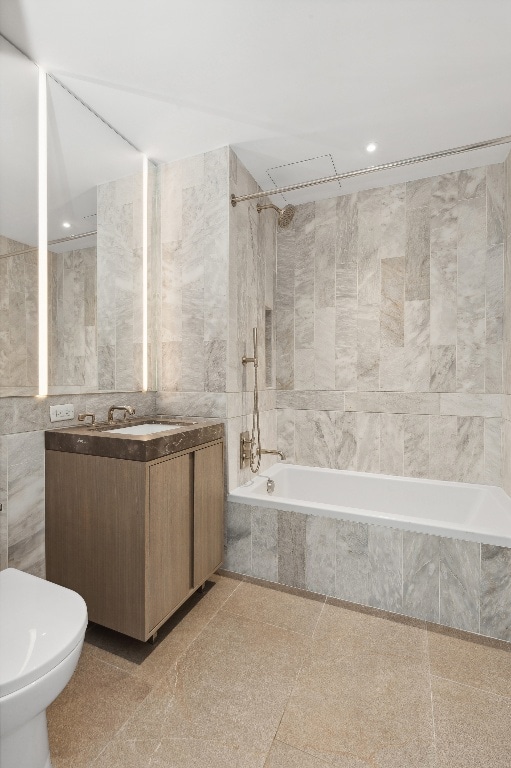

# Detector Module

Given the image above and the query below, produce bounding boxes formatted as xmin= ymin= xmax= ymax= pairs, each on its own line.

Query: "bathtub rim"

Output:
xmin=228 ymin=464 xmax=511 ymax=549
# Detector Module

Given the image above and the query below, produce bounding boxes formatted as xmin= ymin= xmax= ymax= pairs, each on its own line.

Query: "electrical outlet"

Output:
xmin=49 ymin=404 xmax=75 ymax=422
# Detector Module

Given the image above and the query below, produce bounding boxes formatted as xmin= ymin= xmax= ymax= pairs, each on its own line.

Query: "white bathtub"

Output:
xmin=228 ymin=464 xmax=511 ymax=548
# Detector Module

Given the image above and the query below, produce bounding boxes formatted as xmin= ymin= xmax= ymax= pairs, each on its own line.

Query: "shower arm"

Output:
xmin=230 ymin=133 xmax=511 ymax=206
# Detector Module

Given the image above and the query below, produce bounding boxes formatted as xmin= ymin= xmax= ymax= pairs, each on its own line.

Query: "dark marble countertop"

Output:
xmin=45 ymin=417 xmax=224 ymax=462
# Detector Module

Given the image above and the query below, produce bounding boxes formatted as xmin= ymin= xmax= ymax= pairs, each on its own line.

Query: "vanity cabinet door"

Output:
xmin=193 ymin=441 xmax=224 ymax=588
xmin=148 ymin=453 xmax=193 ymax=631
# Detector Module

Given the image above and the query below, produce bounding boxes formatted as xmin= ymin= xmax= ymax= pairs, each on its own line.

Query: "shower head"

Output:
xmin=256 ymin=202 xmax=296 ymax=228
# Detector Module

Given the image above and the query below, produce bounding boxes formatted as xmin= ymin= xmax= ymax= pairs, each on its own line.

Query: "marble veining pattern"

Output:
xmin=276 ymin=163 xmax=508 ymax=489
xmin=225 ymin=500 xmax=511 ymax=641
xmin=0 ymin=238 xmax=38 ymax=393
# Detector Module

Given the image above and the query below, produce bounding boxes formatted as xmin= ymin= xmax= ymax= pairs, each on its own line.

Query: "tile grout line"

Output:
xmin=87 ymin=577 xmax=246 ymax=766
xmin=429 ymin=671 xmax=511 ymax=703
xmin=262 ymin=597 xmax=327 ymax=766
xmin=425 ymin=625 xmax=439 ymax=765
xmin=267 ymin=739 xmax=332 ymax=768
xmin=221 ymin=603 xmax=323 ymax=639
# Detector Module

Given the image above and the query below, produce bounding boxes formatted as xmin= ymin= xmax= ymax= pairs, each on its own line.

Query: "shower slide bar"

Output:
xmin=230 ymin=133 xmax=511 ymax=206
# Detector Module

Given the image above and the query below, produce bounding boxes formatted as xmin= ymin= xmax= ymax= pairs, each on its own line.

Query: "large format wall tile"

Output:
xmin=480 ymin=544 xmax=511 ymax=642
xmin=334 ymin=518 xmax=369 ymax=604
xmin=224 ymin=502 xmax=252 ymax=575
xmin=276 ymin=163 xmax=508 ymax=489
xmin=278 ymin=510 xmax=306 ymax=590
xmin=7 ymin=431 xmax=45 ymax=577
xmin=403 ymin=531 xmax=440 ymax=622
xmin=0 ymin=436 xmax=7 ymax=570
xmin=305 ymin=515 xmax=336 ymax=595
xmin=439 ymin=538 xmax=480 ymax=633
xmin=252 ymin=507 xmax=278 ymax=582
xmin=224 ymin=500 xmax=511 ymax=641
xmin=277 ymin=406 xmax=500 ymax=485
xmin=368 ymin=524 xmax=402 ymax=612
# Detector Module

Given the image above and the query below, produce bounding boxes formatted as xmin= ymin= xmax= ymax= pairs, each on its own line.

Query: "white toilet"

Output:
xmin=0 ymin=568 xmax=88 ymax=768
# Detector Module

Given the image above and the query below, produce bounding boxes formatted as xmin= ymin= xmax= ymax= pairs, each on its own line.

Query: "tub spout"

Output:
xmin=259 ymin=448 xmax=286 ymax=461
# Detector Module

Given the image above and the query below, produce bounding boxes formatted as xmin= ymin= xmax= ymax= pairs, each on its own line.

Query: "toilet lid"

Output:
xmin=0 ymin=569 xmax=88 ymax=697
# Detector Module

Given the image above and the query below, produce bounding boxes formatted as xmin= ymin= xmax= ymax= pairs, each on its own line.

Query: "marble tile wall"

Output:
xmin=159 ymin=147 xmax=229 ymax=395
xmin=276 ymin=394 xmax=502 ymax=485
xmin=97 ymin=172 xmax=145 ymax=392
xmin=225 ymin=501 xmax=511 ymax=642
xmin=276 ymin=165 xmax=508 ymax=487
xmin=48 ymin=247 xmax=97 ymax=391
xmin=504 ymin=150 xmax=511 ymax=496
xmin=228 ymin=150 xmax=278 ymax=489
xmin=156 ymin=148 xmax=277 ymax=491
xmin=0 ymin=391 xmax=157 ymax=575
xmin=0 ymin=236 xmax=38 ymax=394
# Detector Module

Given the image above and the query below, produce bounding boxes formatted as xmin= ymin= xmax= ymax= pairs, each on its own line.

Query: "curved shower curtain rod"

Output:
xmin=230 ymin=133 xmax=511 ymax=206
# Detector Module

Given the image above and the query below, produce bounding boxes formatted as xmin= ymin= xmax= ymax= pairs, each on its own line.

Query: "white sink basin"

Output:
xmin=105 ymin=423 xmax=181 ymax=436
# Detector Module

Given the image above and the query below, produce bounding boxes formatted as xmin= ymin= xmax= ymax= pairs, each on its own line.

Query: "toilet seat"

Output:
xmin=0 ymin=569 xmax=88 ymax=698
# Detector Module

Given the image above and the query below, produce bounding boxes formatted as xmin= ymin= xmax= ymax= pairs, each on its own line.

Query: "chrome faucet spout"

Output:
xmin=259 ymin=448 xmax=286 ymax=461
xmin=107 ymin=405 xmax=136 ymax=424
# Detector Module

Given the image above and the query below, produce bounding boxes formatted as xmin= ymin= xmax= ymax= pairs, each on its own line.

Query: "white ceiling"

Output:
xmin=1 ymin=0 xmax=511 ymax=205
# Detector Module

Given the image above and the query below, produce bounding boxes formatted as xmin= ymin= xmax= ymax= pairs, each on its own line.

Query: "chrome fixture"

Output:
xmin=239 ymin=434 xmax=285 ymax=470
xmin=240 ymin=328 xmax=285 ymax=472
xmin=78 ymin=412 xmax=96 ymax=426
xmin=240 ymin=431 xmax=254 ymax=470
xmin=241 ymin=327 xmax=261 ymax=473
xmin=256 ymin=202 xmax=296 ymax=228
xmin=230 ymin=133 xmax=511 ymax=207
xmin=259 ymin=448 xmax=286 ymax=461
xmin=107 ymin=405 xmax=136 ymax=424
xmin=266 ymin=478 xmax=275 ymax=494
xmin=0 ymin=230 xmax=98 ymax=261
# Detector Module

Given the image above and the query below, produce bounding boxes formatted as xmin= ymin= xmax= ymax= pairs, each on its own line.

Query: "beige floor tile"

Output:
xmin=119 ymin=611 xmax=310 ymax=751
xmin=120 ymin=670 xmax=284 ymax=754
xmin=317 ymin=602 xmax=428 ymax=664
xmin=163 ymin=573 xmax=244 ymax=636
xmin=265 ymin=740 xmax=335 ymax=767
xmin=92 ymin=739 xmax=160 ymax=767
xmin=47 ymin=648 xmax=151 ymax=768
xmin=277 ymin=650 xmax=435 ymax=767
xmin=156 ymin=738 xmax=268 ymax=767
xmin=427 ymin=624 xmax=511 ymax=698
xmin=222 ymin=581 xmax=324 ymax=636
xmin=175 ymin=611 xmax=311 ymax=705
xmin=85 ymin=574 xmax=242 ymax=685
xmin=93 ymin=736 xmax=268 ymax=768
xmin=432 ymin=675 xmax=511 ymax=768
xmin=85 ymin=622 xmax=197 ymax=686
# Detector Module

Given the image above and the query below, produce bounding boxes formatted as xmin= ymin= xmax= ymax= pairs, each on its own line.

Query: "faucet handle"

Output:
xmin=78 ymin=413 xmax=96 ymax=425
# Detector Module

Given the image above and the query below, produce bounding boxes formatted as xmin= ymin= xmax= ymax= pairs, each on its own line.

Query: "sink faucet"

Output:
xmin=78 ymin=412 xmax=96 ymax=426
xmin=259 ymin=448 xmax=286 ymax=461
xmin=107 ymin=405 xmax=136 ymax=424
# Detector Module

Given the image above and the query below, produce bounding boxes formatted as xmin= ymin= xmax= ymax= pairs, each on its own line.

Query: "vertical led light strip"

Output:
xmin=38 ymin=68 xmax=48 ymax=397
xmin=142 ymin=155 xmax=148 ymax=391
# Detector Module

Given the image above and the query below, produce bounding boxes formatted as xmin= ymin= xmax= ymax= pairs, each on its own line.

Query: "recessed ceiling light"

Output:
xmin=366 ymin=142 xmax=377 ymax=153
xmin=62 ymin=221 xmax=71 ymax=228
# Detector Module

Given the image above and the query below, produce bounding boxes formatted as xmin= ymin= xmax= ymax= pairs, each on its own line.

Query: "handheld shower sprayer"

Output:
xmin=241 ymin=327 xmax=285 ymax=473
xmin=241 ymin=327 xmax=261 ymax=473
xmin=242 ymin=327 xmax=258 ymax=367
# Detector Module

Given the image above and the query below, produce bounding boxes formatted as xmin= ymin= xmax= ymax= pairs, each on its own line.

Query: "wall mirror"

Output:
xmin=46 ymin=76 xmax=145 ymax=394
xmin=0 ymin=36 xmax=39 ymax=396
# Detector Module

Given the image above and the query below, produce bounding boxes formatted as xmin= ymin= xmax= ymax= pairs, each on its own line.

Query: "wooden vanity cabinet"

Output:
xmin=45 ymin=439 xmax=224 ymax=641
